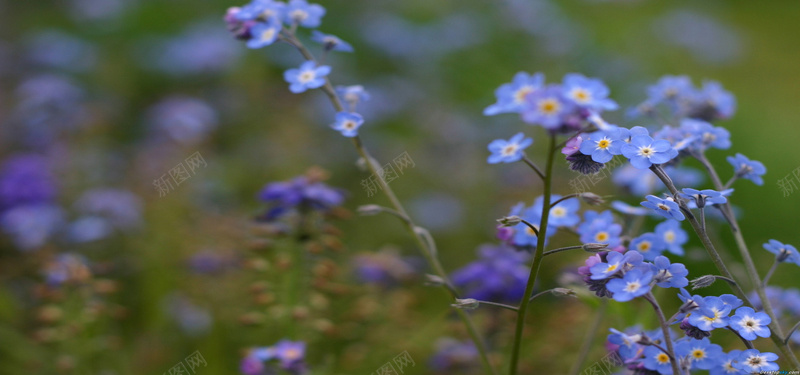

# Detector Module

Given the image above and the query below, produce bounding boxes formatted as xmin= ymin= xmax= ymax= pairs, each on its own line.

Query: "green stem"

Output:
xmin=543 ymin=245 xmax=587 ymax=257
xmin=644 ymin=293 xmax=681 ymax=375
xmin=508 ymin=135 xmax=557 ymax=375
xmin=652 ymin=163 xmax=800 ymax=368
xmin=762 ymin=260 xmax=779 ymax=288
xmin=474 ymin=300 xmax=519 ymax=312
xmin=568 ymin=299 xmax=608 ymax=375
xmin=726 ymin=327 xmax=755 ymax=350
xmin=281 ymin=29 xmax=498 ymax=375
xmin=550 ymin=193 xmax=580 ymax=208
xmin=694 ymin=152 xmax=799 ymax=368
xmin=521 ymin=155 xmax=545 ymax=180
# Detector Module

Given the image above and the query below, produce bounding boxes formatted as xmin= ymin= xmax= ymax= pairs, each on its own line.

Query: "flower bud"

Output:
xmin=551 ymin=288 xmax=577 ymax=297
xmin=690 ymin=275 xmax=716 ymax=290
xmin=580 ymin=192 xmax=605 ymax=206
xmin=451 ymin=298 xmax=480 ymax=310
xmin=582 ymin=243 xmax=609 ymax=252
xmin=497 ymin=215 xmax=522 ymax=227
xmin=424 ymin=274 xmax=445 ymax=287
xmin=357 ymin=205 xmax=383 ymax=216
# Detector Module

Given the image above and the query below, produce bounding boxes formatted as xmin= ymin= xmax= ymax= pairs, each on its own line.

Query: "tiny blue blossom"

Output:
xmin=487 ymin=133 xmax=533 ymax=164
xmin=629 ymin=233 xmax=666 ymax=261
xmin=650 ymin=255 xmax=689 ymax=288
xmin=642 ymin=345 xmax=673 ymax=374
xmin=235 ymin=0 xmax=286 ymax=22
xmin=675 ymin=337 xmax=724 ymax=370
xmin=641 ymin=195 xmax=685 ymax=221
xmin=246 ymin=21 xmax=282 ymax=49
xmin=729 ymin=307 xmax=771 ymax=340
xmin=762 ymin=239 xmax=800 ymax=265
xmin=577 ymin=210 xmax=622 ymax=248
xmin=654 ymin=220 xmax=688 ymax=256
xmin=726 ymin=153 xmax=766 ymax=186
xmin=283 ymin=61 xmax=330 ymax=93
xmin=710 ymin=350 xmax=744 ymax=375
xmin=579 ymin=128 xmax=624 ymax=163
xmin=589 ymin=250 xmax=645 ymax=280
xmin=311 ymin=30 xmax=353 ymax=52
xmin=561 ymin=73 xmax=618 ymax=111
xmin=720 ymin=294 xmax=743 ymax=310
xmin=484 ymin=72 xmax=544 ymax=116
xmin=647 ymin=75 xmax=694 ymax=103
xmin=284 ymin=0 xmax=325 ymax=28
xmin=607 ymin=268 xmax=653 ymax=302
xmin=621 ymin=130 xmax=677 ymax=169
xmin=733 ymin=349 xmax=779 ymax=372
xmin=521 ymin=85 xmax=574 ymax=129
xmin=607 ymin=328 xmax=643 ymax=361
xmin=694 ymin=80 xmax=737 ymax=120
xmin=688 ymin=296 xmax=732 ymax=331
xmin=532 ymin=194 xmax=580 ymax=227
xmin=680 ymin=119 xmax=731 ymax=151
xmin=679 ymin=188 xmax=728 ymax=208
xmin=610 ymin=200 xmax=650 ymax=216
xmin=330 ymin=112 xmax=364 ymax=137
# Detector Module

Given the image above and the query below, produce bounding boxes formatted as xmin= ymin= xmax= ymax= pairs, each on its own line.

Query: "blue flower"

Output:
xmin=284 ymin=61 xmax=330 ymax=93
xmin=675 ymin=337 xmax=724 ymax=370
xmin=621 ymin=130 xmax=677 ymax=169
xmin=607 ymin=268 xmax=653 ymax=302
xmin=521 ymin=85 xmax=574 ymax=129
xmin=762 ymin=239 xmax=800 ymax=265
xmin=235 ymin=0 xmax=285 ymax=22
xmin=629 ymin=233 xmax=666 ymax=261
xmin=561 ymin=73 xmax=618 ymax=111
xmin=532 ymin=194 xmax=580 ymax=227
xmin=726 ymin=153 xmax=766 ymax=186
xmin=577 ymin=210 xmax=622 ymax=247
xmin=680 ymin=119 xmax=731 ymax=151
xmin=654 ymin=220 xmax=688 ymax=256
xmin=310 ymin=30 xmax=353 ymax=52
xmin=451 ymin=244 xmax=530 ymax=302
xmin=246 ymin=21 xmax=282 ymax=49
xmin=641 ymin=195 xmax=685 ymax=221
xmin=336 ymin=85 xmax=370 ymax=104
xmin=484 ymin=72 xmax=544 ymax=116
xmin=284 ymin=0 xmax=325 ymax=28
xmin=647 ymin=75 xmax=694 ymax=103
xmin=733 ymin=349 xmax=779 ymax=372
xmin=650 ymin=255 xmax=689 ymax=288
xmin=720 ymin=294 xmax=743 ymax=310
xmin=272 ymin=340 xmax=306 ymax=370
xmin=1 ymin=204 xmax=64 ymax=251
xmin=693 ymin=80 xmax=736 ymax=121
xmin=589 ymin=250 xmax=644 ymax=280
xmin=578 ymin=128 xmax=624 ymax=163
xmin=642 ymin=345 xmax=673 ymax=374
xmin=729 ymin=307 xmax=771 ymax=340
xmin=330 ymin=112 xmax=364 ymax=137
xmin=487 ymin=133 xmax=533 ymax=164
xmin=710 ymin=350 xmax=744 ymax=375
xmin=607 ymin=328 xmax=643 ymax=361
xmin=688 ymin=296 xmax=732 ymax=331
xmin=679 ymin=188 xmax=728 ymax=208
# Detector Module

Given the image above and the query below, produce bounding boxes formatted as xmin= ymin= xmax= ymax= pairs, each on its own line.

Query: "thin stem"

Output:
xmin=762 ymin=259 xmax=779 ymax=287
xmin=699 ymin=207 xmax=706 ymax=233
xmin=283 ymin=31 xmax=499 ymax=375
xmin=527 ymin=288 xmax=572 ymax=302
xmin=519 ymin=219 xmax=539 ymax=237
xmin=550 ymin=193 xmax=580 ymax=208
xmin=568 ymin=299 xmax=608 ymax=375
xmin=785 ymin=321 xmax=800 ymax=346
xmin=723 ymin=175 xmax=737 ymax=190
xmin=644 ymin=293 xmax=681 ymax=375
xmin=474 ymin=300 xmax=519 ymax=312
xmin=726 ymin=327 xmax=755 ymax=350
xmin=654 ymin=160 xmax=800 ymax=368
xmin=509 ymin=135 xmax=557 ymax=375
xmin=543 ymin=245 xmax=586 ymax=257
xmin=694 ymin=152 xmax=800 ymax=368
xmin=521 ymin=155 xmax=545 ymax=180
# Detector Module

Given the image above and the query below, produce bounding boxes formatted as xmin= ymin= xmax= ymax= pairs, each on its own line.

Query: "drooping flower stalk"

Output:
xmin=279 ymin=27 xmax=499 ymax=375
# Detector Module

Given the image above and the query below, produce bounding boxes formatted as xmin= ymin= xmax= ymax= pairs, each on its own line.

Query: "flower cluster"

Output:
xmin=628 ymin=75 xmax=736 ymax=122
xmin=450 ymin=244 xmax=530 ymax=302
xmin=258 ymin=172 xmax=345 ymax=222
xmin=581 ymin=250 xmax=688 ymax=302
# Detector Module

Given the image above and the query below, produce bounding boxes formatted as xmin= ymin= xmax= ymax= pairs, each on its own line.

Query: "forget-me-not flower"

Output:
xmin=284 ymin=61 xmax=330 ymax=93
xmin=727 ymin=153 xmax=766 ymax=186
xmin=487 ymin=133 xmax=532 ymax=164
xmin=641 ymin=195 xmax=685 ymax=221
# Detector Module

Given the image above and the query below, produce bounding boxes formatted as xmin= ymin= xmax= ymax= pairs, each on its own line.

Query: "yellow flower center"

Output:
xmin=551 ymin=207 xmax=566 ymax=218
xmin=538 ymin=99 xmax=560 ymax=114
xmin=572 ymin=88 xmax=591 ymax=103
xmin=656 ymin=353 xmax=670 ymax=364
xmin=664 ymin=231 xmax=675 ymax=242
xmin=514 ymin=86 xmax=534 ymax=103
xmin=692 ymin=349 xmax=706 ymax=359
xmin=595 ymin=232 xmax=609 ymax=242
xmin=299 ymin=71 xmax=315 ymax=83
xmin=638 ymin=242 xmax=651 ymax=252
xmin=657 ymin=204 xmax=670 ymax=211
xmin=502 ymin=145 xmax=518 ymax=156
xmin=260 ymin=28 xmax=276 ymax=42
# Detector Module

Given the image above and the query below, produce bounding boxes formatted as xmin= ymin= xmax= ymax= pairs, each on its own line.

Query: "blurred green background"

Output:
xmin=1 ymin=0 xmax=799 ymax=374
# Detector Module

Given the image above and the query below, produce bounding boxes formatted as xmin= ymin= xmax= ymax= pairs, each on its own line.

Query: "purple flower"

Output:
xmin=0 ymin=154 xmax=58 ymax=212
xmin=451 ymin=244 xmax=530 ymax=302
xmin=258 ymin=176 xmax=345 ymax=221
